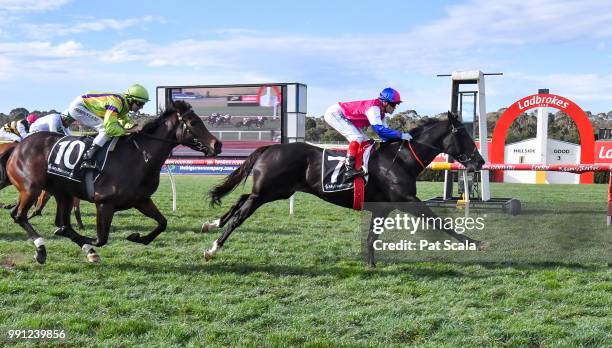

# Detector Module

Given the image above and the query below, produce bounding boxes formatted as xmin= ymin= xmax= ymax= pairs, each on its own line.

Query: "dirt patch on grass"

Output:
xmin=0 ymin=259 xmax=16 ymax=269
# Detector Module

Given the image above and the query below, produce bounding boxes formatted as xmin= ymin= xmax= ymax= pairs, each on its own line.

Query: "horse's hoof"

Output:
xmin=87 ymin=253 xmax=101 ymax=263
xmin=54 ymin=227 xmax=68 ymax=237
xmin=478 ymin=241 xmax=490 ymax=251
xmin=35 ymin=247 xmax=47 ymax=264
xmin=201 ymin=223 xmax=211 ymax=233
xmin=126 ymin=233 xmax=141 ymax=243
xmin=204 ymin=250 xmax=213 ymax=261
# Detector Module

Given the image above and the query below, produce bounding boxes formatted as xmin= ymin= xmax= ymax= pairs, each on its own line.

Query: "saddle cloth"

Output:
xmin=321 ymin=143 xmax=373 ymax=193
xmin=47 ymin=136 xmax=116 ymax=183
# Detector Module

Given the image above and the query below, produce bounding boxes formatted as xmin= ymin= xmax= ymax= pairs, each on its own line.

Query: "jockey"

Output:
xmin=323 ymin=87 xmax=412 ymax=181
xmin=64 ymin=84 xmax=149 ymax=171
xmin=0 ymin=113 xmax=38 ymax=142
xmin=28 ymin=113 xmax=75 ymax=136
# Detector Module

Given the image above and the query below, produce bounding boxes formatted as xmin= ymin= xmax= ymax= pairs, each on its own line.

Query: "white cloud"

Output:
xmin=413 ymin=0 xmax=612 ymax=48
xmin=519 ymin=72 xmax=612 ymax=102
xmin=22 ymin=16 xmax=166 ymax=39
xmin=0 ymin=0 xmax=70 ymax=11
xmin=0 ymin=40 xmax=89 ymax=58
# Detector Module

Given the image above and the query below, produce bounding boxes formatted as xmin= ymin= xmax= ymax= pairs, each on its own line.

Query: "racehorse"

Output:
xmin=235 ymin=117 xmax=265 ymax=129
xmin=206 ymin=114 xmax=232 ymax=127
xmin=203 ymin=111 xmax=486 ymax=267
xmin=0 ymin=142 xmax=84 ymax=228
xmin=1 ymin=100 xmax=222 ymax=264
xmin=0 ymin=142 xmax=17 ymax=201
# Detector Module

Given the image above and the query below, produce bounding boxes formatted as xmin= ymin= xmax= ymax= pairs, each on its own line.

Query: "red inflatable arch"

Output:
xmin=490 ymin=93 xmax=594 ymax=183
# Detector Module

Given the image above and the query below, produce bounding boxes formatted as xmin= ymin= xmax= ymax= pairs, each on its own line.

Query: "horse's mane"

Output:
xmin=408 ymin=116 xmax=448 ymax=139
xmin=140 ymin=100 xmax=191 ymax=134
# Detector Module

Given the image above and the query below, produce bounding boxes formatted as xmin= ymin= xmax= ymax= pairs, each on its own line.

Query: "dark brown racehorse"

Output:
xmin=204 ymin=112 xmax=486 ymax=266
xmin=1 ymin=100 xmax=221 ymax=264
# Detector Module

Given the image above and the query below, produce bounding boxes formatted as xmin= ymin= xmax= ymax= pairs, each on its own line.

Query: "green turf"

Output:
xmin=0 ymin=176 xmax=610 ymax=347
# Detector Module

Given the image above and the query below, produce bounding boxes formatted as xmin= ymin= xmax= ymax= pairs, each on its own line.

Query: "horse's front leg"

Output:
xmin=366 ymin=206 xmax=392 ymax=268
xmin=53 ymin=193 xmax=98 ymax=262
xmin=78 ymin=203 xmax=116 ymax=263
xmin=126 ymin=198 xmax=167 ymax=245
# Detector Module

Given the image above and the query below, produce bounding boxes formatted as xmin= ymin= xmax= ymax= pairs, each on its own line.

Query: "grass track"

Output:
xmin=0 ymin=176 xmax=610 ymax=347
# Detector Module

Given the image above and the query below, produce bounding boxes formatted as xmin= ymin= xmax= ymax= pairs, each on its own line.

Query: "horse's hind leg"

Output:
xmin=53 ymin=193 xmax=98 ymax=262
xmin=205 ymin=193 xmax=266 ymax=261
xmin=12 ymin=190 xmax=46 ymax=264
xmin=28 ymin=190 xmax=51 ymax=219
xmin=201 ymin=194 xmax=250 ymax=233
xmin=126 ymin=198 xmax=167 ymax=245
xmin=72 ymin=198 xmax=84 ymax=230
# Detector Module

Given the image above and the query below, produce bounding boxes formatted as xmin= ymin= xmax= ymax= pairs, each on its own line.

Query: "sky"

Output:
xmin=0 ymin=0 xmax=611 ymax=117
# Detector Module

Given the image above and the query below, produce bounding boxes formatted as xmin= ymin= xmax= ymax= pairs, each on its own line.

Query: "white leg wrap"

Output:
xmin=81 ymin=244 xmax=94 ymax=253
xmin=33 ymin=237 xmax=45 ymax=248
xmin=209 ymin=240 xmax=220 ymax=256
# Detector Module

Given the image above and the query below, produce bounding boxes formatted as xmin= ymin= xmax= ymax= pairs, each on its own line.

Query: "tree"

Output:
xmin=320 ymin=129 xmax=344 ymax=142
xmin=9 ymin=108 xmax=29 ymax=121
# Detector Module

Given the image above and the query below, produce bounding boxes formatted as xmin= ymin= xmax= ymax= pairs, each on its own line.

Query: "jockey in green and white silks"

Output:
xmin=64 ymin=84 xmax=149 ymax=171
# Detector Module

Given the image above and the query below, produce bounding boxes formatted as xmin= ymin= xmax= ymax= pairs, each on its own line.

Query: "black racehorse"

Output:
xmin=203 ymin=111 xmax=486 ymax=266
xmin=1 ymin=100 xmax=222 ymax=264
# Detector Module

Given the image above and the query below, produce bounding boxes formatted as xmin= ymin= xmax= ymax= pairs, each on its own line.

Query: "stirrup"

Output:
xmin=344 ymin=168 xmax=365 ymax=181
xmin=80 ymin=161 xmax=99 ymax=172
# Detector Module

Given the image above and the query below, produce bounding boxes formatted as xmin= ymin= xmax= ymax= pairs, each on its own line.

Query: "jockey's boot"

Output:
xmin=343 ymin=156 xmax=365 ymax=181
xmin=80 ymin=144 xmax=101 ymax=171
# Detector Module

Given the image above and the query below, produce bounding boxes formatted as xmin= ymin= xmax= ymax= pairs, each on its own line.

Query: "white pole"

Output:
xmin=289 ymin=194 xmax=295 ymax=215
xmin=165 ymin=165 xmax=177 ymax=212
xmin=476 ymin=73 xmax=491 ymax=201
xmin=463 ymin=169 xmax=470 ymax=218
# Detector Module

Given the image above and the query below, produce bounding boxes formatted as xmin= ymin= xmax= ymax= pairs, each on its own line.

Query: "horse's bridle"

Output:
xmin=176 ymin=108 xmax=210 ymax=152
xmin=409 ymin=120 xmax=480 ymax=164
xmin=137 ymin=108 xmax=212 ymax=153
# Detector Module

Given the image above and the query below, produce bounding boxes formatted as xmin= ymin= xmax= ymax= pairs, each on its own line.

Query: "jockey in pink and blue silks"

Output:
xmin=324 ymin=87 xmax=412 ymax=181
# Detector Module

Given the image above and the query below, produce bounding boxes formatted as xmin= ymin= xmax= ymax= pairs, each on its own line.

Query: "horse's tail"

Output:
xmin=0 ymin=146 xmax=15 ymax=189
xmin=209 ymin=145 xmax=271 ymax=206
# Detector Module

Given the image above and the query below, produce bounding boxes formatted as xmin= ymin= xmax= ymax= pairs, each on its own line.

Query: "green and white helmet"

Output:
xmin=125 ymin=84 xmax=150 ymax=103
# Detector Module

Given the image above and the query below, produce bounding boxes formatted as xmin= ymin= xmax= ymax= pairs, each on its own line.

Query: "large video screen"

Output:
xmin=165 ymin=85 xmax=283 ymax=157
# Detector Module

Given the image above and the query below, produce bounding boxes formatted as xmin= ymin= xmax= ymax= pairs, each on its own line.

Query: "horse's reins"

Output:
xmin=400 ymin=121 xmax=479 ymax=169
